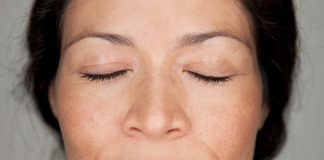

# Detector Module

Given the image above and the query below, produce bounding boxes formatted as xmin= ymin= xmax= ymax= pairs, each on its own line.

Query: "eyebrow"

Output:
xmin=63 ymin=30 xmax=251 ymax=52
xmin=177 ymin=31 xmax=250 ymax=49
xmin=63 ymin=32 xmax=136 ymax=52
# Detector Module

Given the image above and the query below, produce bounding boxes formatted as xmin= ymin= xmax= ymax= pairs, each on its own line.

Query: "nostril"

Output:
xmin=167 ymin=128 xmax=180 ymax=134
xmin=125 ymin=127 xmax=143 ymax=138
xmin=130 ymin=127 xmax=141 ymax=132
xmin=166 ymin=128 xmax=186 ymax=139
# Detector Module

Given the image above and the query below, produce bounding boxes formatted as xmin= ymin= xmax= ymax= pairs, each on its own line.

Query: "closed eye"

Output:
xmin=82 ymin=69 xmax=131 ymax=82
xmin=81 ymin=69 xmax=230 ymax=84
xmin=185 ymin=70 xmax=231 ymax=84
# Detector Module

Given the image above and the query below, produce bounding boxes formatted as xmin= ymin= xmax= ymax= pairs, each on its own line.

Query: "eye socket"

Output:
xmin=82 ymin=69 xmax=131 ymax=82
xmin=184 ymin=70 xmax=231 ymax=84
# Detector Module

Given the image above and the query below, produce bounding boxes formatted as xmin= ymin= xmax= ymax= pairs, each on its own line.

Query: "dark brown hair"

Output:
xmin=25 ymin=0 xmax=298 ymax=159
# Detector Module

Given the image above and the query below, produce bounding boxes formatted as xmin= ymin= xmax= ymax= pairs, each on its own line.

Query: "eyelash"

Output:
xmin=82 ymin=70 xmax=130 ymax=81
xmin=184 ymin=71 xmax=231 ymax=84
xmin=82 ymin=70 xmax=231 ymax=84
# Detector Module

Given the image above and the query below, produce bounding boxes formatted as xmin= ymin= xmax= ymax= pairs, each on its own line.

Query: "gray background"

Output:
xmin=0 ymin=0 xmax=323 ymax=159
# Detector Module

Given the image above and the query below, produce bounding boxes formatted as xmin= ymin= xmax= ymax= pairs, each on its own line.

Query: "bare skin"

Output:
xmin=49 ymin=0 xmax=268 ymax=159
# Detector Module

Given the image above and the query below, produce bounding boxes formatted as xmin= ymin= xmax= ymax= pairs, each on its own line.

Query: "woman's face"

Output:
xmin=49 ymin=0 xmax=268 ymax=159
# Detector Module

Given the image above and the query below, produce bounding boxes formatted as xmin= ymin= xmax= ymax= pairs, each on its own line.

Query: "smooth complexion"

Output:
xmin=49 ymin=0 xmax=268 ymax=159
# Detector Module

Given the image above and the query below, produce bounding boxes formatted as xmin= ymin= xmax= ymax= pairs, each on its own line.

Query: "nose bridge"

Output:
xmin=147 ymin=66 xmax=174 ymax=110
xmin=139 ymin=54 xmax=179 ymax=110
xmin=122 ymin=63 xmax=191 ymax=140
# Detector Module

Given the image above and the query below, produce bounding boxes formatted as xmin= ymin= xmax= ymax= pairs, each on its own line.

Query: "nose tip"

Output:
xmin=122 ymin=109 xmax=190 ymax=140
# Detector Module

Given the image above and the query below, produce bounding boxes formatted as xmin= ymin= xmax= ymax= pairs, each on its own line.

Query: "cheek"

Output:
xmin=53 ymin=77 xmax=129 ymax=155
xmin=186 ymin=75 xmax=263 ymax=158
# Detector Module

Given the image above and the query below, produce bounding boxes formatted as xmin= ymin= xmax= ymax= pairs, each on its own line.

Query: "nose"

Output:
xmin=121 ymin=76 xmax=191 ymax=140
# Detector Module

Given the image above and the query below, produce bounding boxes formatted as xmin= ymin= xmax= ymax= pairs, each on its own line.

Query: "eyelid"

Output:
xmin=184 ymin=70 xmax=232 ymax=84
xmin=79 ymin=62 xmax=133 ymax=73
xmin=81 ymin=69 xmax=132 ymax=81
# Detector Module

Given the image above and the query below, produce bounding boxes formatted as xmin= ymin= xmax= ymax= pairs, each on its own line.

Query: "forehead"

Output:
xmin=62 ymin=0 xmax=254 ymax=50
